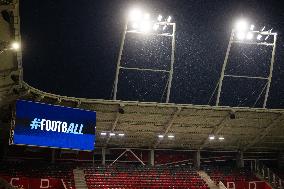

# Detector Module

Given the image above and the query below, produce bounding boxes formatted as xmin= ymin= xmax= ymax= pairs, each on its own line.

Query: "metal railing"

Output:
xmin=254 ymin=162 xmax=283 ymax=189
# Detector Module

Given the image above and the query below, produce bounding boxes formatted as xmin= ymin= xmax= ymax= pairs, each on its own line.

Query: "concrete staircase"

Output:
xmin=73 ymin=168 xmax=88 ymax=189
xmin=198 ymin=171 xmax=220 ymax=189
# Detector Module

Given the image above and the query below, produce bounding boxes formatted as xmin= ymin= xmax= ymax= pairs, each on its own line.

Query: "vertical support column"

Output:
xmin=216 ymin=30 xmax=234 ymax=106
xmin=166 ymin=23 xmax=176 ymax=103
xmin=237 ymin=151 xmax=244 ymax=168
xmin=194 ymin=150 xmax=201 ymax=169
xmin=113 ymin=21 xmax=128 ymax=100
xmin=148 ymin=149 xmax=155 ymax=166
xmin=102 ymin=148 xmax=106 ymax=166
xmin=263 ymin=34 xmax=277 ymax=108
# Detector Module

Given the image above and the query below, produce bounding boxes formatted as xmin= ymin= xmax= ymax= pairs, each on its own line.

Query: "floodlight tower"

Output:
xmin=215 ymin=19 xmax=277 ymax=108
xmin=113 ymin=9 xmax=176 ymax=103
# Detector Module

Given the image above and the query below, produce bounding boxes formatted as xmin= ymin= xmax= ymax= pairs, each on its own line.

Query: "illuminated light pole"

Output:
xmin=113 ymin=8 xmax=176 ymax=103
xmin=215 ymin=19 xmax=277 ymax=108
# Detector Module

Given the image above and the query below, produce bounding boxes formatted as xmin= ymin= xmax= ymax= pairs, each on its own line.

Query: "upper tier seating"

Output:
xmin=84 ymin=165 xmax=209 ymax=189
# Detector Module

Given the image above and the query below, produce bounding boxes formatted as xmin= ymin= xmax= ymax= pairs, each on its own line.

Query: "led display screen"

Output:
xmin=12 ymin=100 xmax=96 ymax=151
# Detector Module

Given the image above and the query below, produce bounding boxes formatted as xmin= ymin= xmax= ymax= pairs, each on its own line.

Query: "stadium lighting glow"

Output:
xmin=209 ymin=135 xmax=215 ymax=140
xmin=218 ymin=136 xmax=225 ymax=140
xmin=167 ymin=16 xmax=172 ymax=23
xmin=109 ymin=133 xmax=116 ymax=136
xmin=257 ymin=34 xmax=262 ymax=40
xmin=236 ymin=32 xmax=245 ymax=40
xmin=144 ymin=13 xmax=150 ymax=20
xmin=250 ymin=25 xmax=255 ymax=30
xmin=261 ymin=26 xmax=265 ymax=31
xmin=129 ymin=9 xmax=142 ymax=21
xmin=118 ymin=133 xmax=125 ymax=137
xmin=158 ymin=134 xmax=164 ymax=138
xmin=100 ymin=132 xmax=107 ymax=136
xmin=140 ymin=21 xmax=152 ymax=33
xmin=235 ymin=19 xmax=248 ymax=31
xmin=157 ymin=15 xmax=162 ymax=21
xmin=10 ymin=42 xmax=20 ymax=51
xmin=168 ymin=134 xmax=174 ymax=138
xmin=265 ymin=35 xmax=269 ymax=41
xmin=153 ymin=24 xmax=159 ymax=30
xmin=246 ymin=32 xmax=253 ymax=40
xmin=162 ymin=25 xmax=167 ymax=30
xmin=132 ymin=22 xmax=139 ymax=29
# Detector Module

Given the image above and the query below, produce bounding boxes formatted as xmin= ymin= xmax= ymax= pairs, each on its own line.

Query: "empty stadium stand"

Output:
xmin=84 ymin=165 xmax=208 ymax=188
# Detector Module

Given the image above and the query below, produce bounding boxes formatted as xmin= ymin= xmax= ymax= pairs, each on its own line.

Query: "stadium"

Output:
xmin=0 ymin=0 xmax=283 ymax=189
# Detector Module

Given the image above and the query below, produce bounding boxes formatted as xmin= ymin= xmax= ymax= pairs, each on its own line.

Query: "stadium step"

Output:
xmin=73 ymin=168 xmax=88 ymax=189
xmin=198 ymin=171 xmax=220 ymax=189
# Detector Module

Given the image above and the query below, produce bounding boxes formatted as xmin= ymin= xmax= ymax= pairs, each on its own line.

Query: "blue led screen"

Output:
xmin=13 ymin=100 xmax=96 ymax=151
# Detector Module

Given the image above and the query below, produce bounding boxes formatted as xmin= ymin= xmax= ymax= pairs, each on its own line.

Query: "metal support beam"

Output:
xmin=237 ymin=151 xmax=244 ymax=168
xmin=102 ymin=148 xmax=106 ymax=165
xmin=263 ymin=34 xmax=277 ymax=108
xmin=148 ymin=149 xmax=155 ymax=166
xmin=153 ymin=107 xmax=181 ymax=148
xmin=216 ymin=30 xmax=234 ymax=106
xmin=113 ymin=21 xmax=128 ymax=100
xmin=166 ymin=23 xmax=176 ymax=103
xmin=194 ymin=150 xmax=201 ymax=169
xmin=110 ymin=149 xmax=127 ymax=166
xmin=105 ymin=110 xmax=120 ymax=145
xmin=200 ymin=111 xmax=230 ymax=149
xmin=244 ymin=114 xmax=283 ymax=150
xmin=128 ymin=149 xmax=146 ymax=166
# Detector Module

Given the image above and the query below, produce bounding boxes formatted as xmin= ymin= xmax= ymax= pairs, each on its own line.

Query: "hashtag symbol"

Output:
xmin=30 ymin=118 xmax=41 ymax=130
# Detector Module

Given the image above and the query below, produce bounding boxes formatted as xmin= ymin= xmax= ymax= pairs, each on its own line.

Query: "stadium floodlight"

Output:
xmin=100 ymin=132 xmax=107 ymax=136
xmin=168 ymin=134 xmax=174 ymax=138
xmin=209 ymin=135 xmax=215 ymax=140
xmin=140 ymin=21 xmax=152 ymax=33
xmin=157 ymin=15 xmax=162 ymax=21
xmin=118 ymin=133 xmax=125 ymax=137
xmin=246 ymin=32 xmax=253 ymax=40
xmin=257 ymin=34 xmax=262 ymax=40
xmin=235 ymin=19 xmax=248 ymax=31
xmin=113 ymin=9 xmax=176 ymax=103
xmin=129 ymin=8 xmax=142 ymax=21
xmin=109 ymin=133 xmax=116 ymax=136
xmin=215 ymin=18 xmax=278 ymax=109
xmin=236 ymin=32 xmax=245 ymax=40
xmin=218 ymin=136 xmax=225 ymax=140
xmin=167 ymin=16 xmax=172 ymax=23
xmin=158 ymin=134 xmax=164 ymax=138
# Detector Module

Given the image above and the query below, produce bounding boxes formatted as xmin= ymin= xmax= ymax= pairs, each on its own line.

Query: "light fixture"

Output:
xmin=100 ymin=132 xmax=107 ymax=136
xmin=162 ymin=25 xmax=167 ymax=30
xmin=218 ymin=136 xmax=225 ymax=140
xmin=235 ymin=19 xmax=248 ymax=31
xmin=250 ymin=25 xmax=255 ymax=30
xmin=168 ymin=134 xmax=174 ymax=138
xmin=140 ymin=21 xmax=152 ymax=33
xmin=118 ymin=133 xmax=125 ymax=137
xmin=236 ymin=32 xmax=245 ymax=40
xmin=264 ymin=35 xmax=269 ymax=41
xmin=158 ymin=134 xmax=164 ymax=138
xmin=10 ymin=42 xmax=20 ymax=51
xmin=109 ymin=133 xmax=116 ymax=136
xmin=246 ymin=32 xmax=253 ymax=40
xmin=157 ymin=15 xmax=162 ymax=22
xmin=167 ymin=16 xmax=172 ymax=23
xmin=129 ymin=9 xmax=142 ymax=21
xmin=257 ymin=34 xmax=262 ymax=40
xmin=209 ymin=135 xmax=215 ymax=140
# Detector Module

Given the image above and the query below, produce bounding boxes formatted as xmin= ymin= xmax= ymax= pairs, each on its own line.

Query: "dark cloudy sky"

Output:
xmin=20 ymin=0 xmax=284 ymax=108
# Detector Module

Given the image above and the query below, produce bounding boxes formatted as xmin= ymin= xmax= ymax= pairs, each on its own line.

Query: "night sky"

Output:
xmin=20 ymin=0 xmax=284 ymax=108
